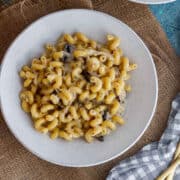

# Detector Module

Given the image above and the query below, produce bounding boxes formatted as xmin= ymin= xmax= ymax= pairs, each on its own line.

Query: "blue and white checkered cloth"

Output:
xmin=107 ymin=93 xmax=180 ymax=180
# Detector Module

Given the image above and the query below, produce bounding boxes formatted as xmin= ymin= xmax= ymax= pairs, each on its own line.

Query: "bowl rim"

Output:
xmin=0 ymin=8 xmax=158 ymax=167
xmin=128 ymin=0 xmax=175 ymax=4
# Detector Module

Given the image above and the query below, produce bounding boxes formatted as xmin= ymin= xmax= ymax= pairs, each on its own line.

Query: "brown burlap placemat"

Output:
xmin=0 ymin=0 xmax=180 ymax=179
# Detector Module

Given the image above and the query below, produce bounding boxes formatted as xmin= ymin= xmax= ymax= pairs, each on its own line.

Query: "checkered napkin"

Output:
xmin=107 ymin=93 xmax=180 ymax=180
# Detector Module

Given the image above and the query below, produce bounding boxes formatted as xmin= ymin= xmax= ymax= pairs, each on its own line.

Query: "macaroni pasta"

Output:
xmin=19 ymin=32 xmax=137 ymax=143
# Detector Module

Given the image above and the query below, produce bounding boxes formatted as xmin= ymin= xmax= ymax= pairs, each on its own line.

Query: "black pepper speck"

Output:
xmin=96 ymin=136 xmax=104 ymax=142
xmin=102 ymin=110 xmax=108 ymax=121
xmin=62 ymin=55 xmax=68 ymax=62
xmin=64 ymin=44 xmax=73 ymax=53
xmin=82 ymin=70 xmax=90 ymax=81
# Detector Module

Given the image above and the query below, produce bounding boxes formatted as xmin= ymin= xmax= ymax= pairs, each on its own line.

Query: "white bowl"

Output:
xmin=0 ymin=9 xmax=158 ymax=167
xmin=129 ymin=0 xmax=175 ymax=4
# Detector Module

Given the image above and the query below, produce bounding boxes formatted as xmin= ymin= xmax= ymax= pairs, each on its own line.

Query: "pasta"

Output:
xmin=19 ymin=32 xmax=137 ymax=143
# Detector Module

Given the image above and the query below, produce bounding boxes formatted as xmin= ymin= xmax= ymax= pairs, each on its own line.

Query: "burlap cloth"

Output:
xmin=0 ymin=0 xmax=179 ymax=179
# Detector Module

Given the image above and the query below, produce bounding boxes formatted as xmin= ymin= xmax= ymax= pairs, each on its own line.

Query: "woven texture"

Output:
xmin=0 ymin=0 xmax=180 ymax=180
xmin=107 ymin=93 xmax=180 ymax=180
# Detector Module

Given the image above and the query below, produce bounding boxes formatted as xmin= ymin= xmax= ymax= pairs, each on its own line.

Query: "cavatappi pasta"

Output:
xmin=19 ymin=32 xmax=137 ymax=143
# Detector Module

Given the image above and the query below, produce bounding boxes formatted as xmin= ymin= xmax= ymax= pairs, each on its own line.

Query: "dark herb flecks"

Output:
xmin=117 ymin=96 xmax=125 ymax=104
xmin=116 ymin=96 xmax=121 ymax=103
xmin=62 ymin=55 xmax=68 ymax=62
xmin=58 ymin=100 xmax=64 ymax=109
xmin=102 ymin=110 xmax=108 ymax=121
xmin=82 ymin=70 xmax=90 ymax=81
xmin=64 ymin=44 xmax=73 ymax=53
xmin=96 ymin=136 xmax=104 ymax=142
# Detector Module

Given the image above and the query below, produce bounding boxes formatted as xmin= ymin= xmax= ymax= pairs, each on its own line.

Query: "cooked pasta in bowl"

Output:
xmin=0 ymin=9 xmax=158 ymax=167
xmin=19 ymin=33 xmax=137 ymax=143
